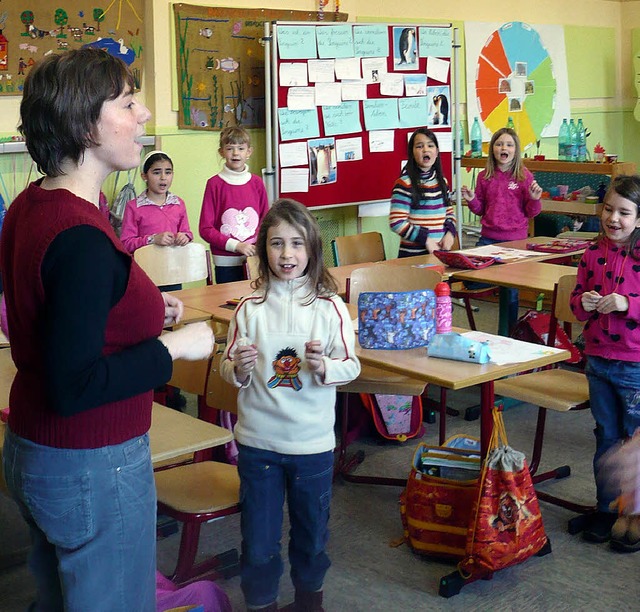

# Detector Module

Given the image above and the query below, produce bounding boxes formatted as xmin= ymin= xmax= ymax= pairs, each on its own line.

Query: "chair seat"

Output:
xmin=494 ymin=369 xmax=589 ymax=412
xmin=155 ymin=462 xmax=240 ymax=514
xmin=338 ymin=364 xmax=426 ymax=396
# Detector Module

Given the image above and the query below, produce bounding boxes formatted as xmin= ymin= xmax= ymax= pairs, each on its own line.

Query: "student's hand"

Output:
xmin=174 ymin=232 xmax=190 ymax=246
xmin=425 ymin=237 xmax=440 ymax=254
xmin=596 ymin=292 xmax=629 ymax=314
xmin=461 ymin=185 xmax=475 ymax=201
xmin=163 ymin=292 xmax=184 ymax=325
xmin=581 ymin=290 xmax=602 ymax=312
xmin=305 ymin=340 xmax=326 ymax=377
xmin=154 ymin=231 xmax=175 ymax=246
xmin=233 ymin=342 xmax=258 ymax=383
xmin=236 ymin=242 xmax=256 ymax=257
xmin=438 ymin=232 xmax=455 ymax=251
xmin=529 ymin=180 xmax=543 ymax=200
xmin=159 ymin=322 xmax=214 ymax=361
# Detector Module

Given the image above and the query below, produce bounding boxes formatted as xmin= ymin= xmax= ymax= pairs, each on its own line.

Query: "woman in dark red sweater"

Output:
xmin=0 ymin=48 xmax=214 ymax=611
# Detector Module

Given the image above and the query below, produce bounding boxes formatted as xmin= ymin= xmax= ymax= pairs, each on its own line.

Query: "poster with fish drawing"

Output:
xmin=173 ymin=5 xmax=347 ymax=131
xmin=0 ymin=0 xmax=144 ymax=96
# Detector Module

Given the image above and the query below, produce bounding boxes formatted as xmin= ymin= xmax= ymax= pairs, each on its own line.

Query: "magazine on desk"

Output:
xmin=454 ymin=245 xmax=542 ymax=262
xmin=462 ymin=330 xmax=566 ymax=366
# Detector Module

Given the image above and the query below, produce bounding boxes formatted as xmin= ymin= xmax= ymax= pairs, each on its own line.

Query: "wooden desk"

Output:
xmin=355 ymin=334 xmax=571 ymax=459
xmin=150 ymin=402 xmax=232 ymax=464
xmin=452 ymin=261 xmax=577 ymax=335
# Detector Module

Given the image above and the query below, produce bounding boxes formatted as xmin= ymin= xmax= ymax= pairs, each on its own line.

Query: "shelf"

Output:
xmin=540 ymin=199 xmax=600 ymax=215
xmin=461 ymin=157 xmax=636 ymax=177
xmin=0 ymin=135 xmax=157 ymax=155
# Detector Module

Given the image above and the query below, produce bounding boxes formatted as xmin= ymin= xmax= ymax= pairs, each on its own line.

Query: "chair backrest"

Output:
xmin=347 ymin=264 xmax=442 ymax=304
xmin=134 ymin=242 xmax=213 ymax=286
xmin=554 ymin=274 xmax=580 ymax=325
xmin=332 ymin=231 xmax=386 ymax=266
xmin=205 ymin=347 xmax=238 ymax=415
xmin=243 ymin=255 xmax=260 ymax=281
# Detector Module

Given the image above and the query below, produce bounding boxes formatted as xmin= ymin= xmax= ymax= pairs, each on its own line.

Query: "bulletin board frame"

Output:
xmin=268 ymin=21 xmax=455 ymax=210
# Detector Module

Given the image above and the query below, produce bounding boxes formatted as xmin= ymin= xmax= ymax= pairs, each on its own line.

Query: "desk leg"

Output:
xmin=480 ymin=380 xmax=494 ymax=459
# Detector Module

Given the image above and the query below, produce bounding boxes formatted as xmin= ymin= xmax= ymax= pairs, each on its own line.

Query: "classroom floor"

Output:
xmin=1 ymin=299 xmax=639 ymax=610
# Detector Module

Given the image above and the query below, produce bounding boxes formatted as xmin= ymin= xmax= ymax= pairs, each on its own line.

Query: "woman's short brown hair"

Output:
xmin=19 ymin=48 xmax=134 ymax=177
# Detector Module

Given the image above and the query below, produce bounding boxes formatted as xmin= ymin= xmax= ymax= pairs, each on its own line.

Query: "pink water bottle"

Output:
xmin=435 ymin=282 xmax=452 ymax=334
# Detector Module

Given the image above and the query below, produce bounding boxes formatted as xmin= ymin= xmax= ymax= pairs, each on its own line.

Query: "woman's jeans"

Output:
xmin=586 ymin=356 xmax=640 ymax=512
xmin=237 ymin=443 xmax=333 ymax=608
xmin=3 ymin=428 xmax=157 ymax=611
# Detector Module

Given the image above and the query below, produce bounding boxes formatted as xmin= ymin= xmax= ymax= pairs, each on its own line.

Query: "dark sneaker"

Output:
xmin=583 ymin=511 xmax=617 ymax=543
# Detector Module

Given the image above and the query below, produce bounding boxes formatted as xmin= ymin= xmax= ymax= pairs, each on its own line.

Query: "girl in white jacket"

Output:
xmin=221 ymin=198 xmax=360 ymax=612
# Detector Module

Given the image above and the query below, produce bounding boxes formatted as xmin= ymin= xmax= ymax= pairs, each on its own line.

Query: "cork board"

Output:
xmin=0 ymin=0 xmax=145 ymax=96
xmin=173 ymin=4 xmax=348 ymax=131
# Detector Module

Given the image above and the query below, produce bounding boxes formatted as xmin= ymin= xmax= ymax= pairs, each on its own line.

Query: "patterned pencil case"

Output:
xmin=433 ymin=250 xmax=497 ymax=269
xmin=526 ymin=239 xmax=592 ymax=253
xmin=358 ymin=289 xmax=436 ymax=350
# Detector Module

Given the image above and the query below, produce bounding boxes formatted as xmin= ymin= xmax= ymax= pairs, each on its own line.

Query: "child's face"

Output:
xmin=219 ymin=141 xmax=252 ymax=172
xmin=142 ymin=160 xmax=173 ymax=198
xmin=493 ymin=134 xmax=517 ymax=169
xmin=266 ymin=221 xmax=309 ymax=281
xmin=601 ymin=191 xmax=640 ymax=245
xmin=412 ymin=133 xmax=438 ymax=172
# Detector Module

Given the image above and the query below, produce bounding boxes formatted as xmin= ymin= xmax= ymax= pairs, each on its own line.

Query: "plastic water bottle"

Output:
xmin=457 ymin=121 xmax=464 ymax=156
xmin=569 ymin=118 xmax=578 ymax=162
xmin=471 ymin=117 xmax=483 ymax=158
xmin=506 ymin=116 xmax=515 ymax=130
xmin=435 ymin=282 xmax=452 ymax=334
xmin=577 ymin=118 xmax=587 ymax=162
xmin=558 ymin=118 xmax=570 ymax=161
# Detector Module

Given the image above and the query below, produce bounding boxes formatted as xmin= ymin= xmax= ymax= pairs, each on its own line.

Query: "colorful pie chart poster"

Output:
xmin=464 ymin=22 xmax=570 ymax=151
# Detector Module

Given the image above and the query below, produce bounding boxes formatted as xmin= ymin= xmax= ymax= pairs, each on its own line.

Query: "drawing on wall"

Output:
xmin=427 ymin=85 xmax=450 ymax=126
xmin=393 ymin=26 xmax=418 ymax=70
xmin=465 ymin=21 xmax=570 ymax=150
xmin=0 ymin=1 xmax=144 ymax=96
xmin=173 ymin=4 xmax=347 ymax=131
xmin=308 ymin=137 xmax=337 ymax=186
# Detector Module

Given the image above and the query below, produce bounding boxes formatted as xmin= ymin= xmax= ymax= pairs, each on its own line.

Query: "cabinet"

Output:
xmin=461 ymin=158 xmax=637 ymax=216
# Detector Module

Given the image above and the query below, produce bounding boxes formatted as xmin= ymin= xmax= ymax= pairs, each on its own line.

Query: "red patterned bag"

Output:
xmin=400 ymin=438 xmax=481 ymax=559
xmin=458 ymin=409 xmax=548 ymax=576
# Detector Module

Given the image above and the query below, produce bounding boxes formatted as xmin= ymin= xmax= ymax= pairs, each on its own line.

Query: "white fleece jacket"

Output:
xmin=221 ymin=275 xmax=360 ymax=455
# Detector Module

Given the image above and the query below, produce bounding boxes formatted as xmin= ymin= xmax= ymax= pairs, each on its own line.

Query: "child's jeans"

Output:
xmin=465 ymin=235 xmax=519 ymax=331
xmin=586 ymin=356 xmax=640 ymax=512
xmin=237 ymin=443 xmax=333 ymax=608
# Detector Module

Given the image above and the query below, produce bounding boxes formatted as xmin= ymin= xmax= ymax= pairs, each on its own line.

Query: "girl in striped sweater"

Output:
xmin=389 ymin=128 xmax=456 ymax=257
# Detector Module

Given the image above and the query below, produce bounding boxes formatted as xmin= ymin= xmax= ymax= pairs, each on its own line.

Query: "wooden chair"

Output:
xmin=134 ymin=242 xmax=213 ymax=287
xmin=448 ymin=235 xmax=498 ymax=331
xmin=493 ymin=274 xmax=595 ymax=530
xmin=335 ymin=264 xmax=444 ymax=485
xmin=154 ymin=347 xmax=241 ymax=585
xmin=243 ymin=255 xmax=260 ymax=280
xmin=331 ymin=231 xmax=386 ymax=266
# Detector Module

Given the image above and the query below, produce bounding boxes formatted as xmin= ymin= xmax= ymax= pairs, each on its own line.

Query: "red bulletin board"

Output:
xmin=271 ymin=22 xmax=454 ymax=209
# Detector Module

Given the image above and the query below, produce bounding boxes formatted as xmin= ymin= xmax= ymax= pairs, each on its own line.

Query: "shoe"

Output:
xmin=583 ymin=511 xmax=617 ymax=543
xmin=610 ymin=515 xmax=640 ymax=553
xmin=610 ymin=515 xmax=629 ymax=541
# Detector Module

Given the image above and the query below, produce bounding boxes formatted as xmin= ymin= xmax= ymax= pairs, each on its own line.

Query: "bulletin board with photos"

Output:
xmin=271 ymin=22 xmax=454 ymax=209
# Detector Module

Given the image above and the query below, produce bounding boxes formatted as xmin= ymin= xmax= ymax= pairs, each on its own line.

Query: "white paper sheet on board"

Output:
xmin=281 ymin=168 xmax=310 ymax=193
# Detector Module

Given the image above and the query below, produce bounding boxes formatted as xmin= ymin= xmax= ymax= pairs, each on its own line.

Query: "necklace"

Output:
xmin=599 ymin=241 xmax=628 ymax=331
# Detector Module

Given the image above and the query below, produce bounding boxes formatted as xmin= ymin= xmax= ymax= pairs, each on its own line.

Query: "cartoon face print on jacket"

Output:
xmin=220 ymin=207 xmax=260 ymax=242
xmin=267 ymin=347 xmax=302 ymax=391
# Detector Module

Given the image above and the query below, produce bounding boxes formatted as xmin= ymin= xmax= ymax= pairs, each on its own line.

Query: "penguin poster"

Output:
xmin=393 ymin=26 xmax=418 ymax=70
xmin=427 ymin=85 xmax=450 ymax=126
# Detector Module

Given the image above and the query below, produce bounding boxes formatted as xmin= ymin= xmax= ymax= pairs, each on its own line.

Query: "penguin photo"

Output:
xmin=395 ymin=27 xmax=417 ymax=69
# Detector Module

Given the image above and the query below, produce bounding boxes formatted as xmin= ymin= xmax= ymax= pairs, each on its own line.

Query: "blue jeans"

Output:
xmin=465 ymin=235 xmax=519 ymax=332
xmin=586 ymin=356 xmax=640 ymax=512
xmin=3 ymin=428 xmax=157 ymax=612
xmin=237 ymin=443 xmax=333 ymax=608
